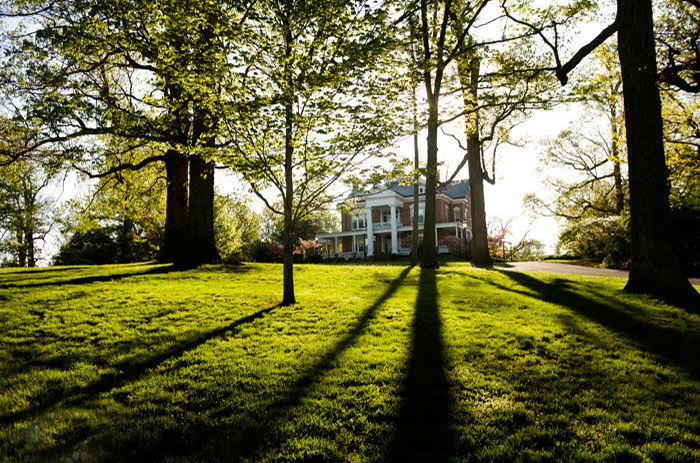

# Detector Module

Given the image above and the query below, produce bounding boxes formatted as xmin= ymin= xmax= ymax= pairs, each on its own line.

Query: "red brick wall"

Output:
xmin=401 ymin=203 xmax=411 ymax=226
xmin=342 ymin=236 xmax=352 ymax=253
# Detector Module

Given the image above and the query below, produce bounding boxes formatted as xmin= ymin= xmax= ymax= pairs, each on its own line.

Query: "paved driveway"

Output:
xmin=500 ymin=261 xmax=700 ymax=286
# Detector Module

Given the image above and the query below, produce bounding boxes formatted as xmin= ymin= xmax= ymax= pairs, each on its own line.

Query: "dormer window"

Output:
xmin=419 ymin=186 xmax=425 ymax=194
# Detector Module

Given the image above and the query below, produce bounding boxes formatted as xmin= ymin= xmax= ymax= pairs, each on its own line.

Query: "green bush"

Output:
xmin=557 ymin=216 xmax=630 ymax=268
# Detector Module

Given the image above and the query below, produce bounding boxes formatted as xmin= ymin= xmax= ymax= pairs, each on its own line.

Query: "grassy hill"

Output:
xmin=1 ymin=262 xmax=698 ymax=462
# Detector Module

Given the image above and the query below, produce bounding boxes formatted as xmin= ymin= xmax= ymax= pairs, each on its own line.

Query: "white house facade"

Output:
xmin=318 ymin=179 xmax=472 ymax=259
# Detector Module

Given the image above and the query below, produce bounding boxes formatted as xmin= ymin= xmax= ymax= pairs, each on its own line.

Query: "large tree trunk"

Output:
xmin=162 ymin=148 xmax=189 ymax=264
xmin=466 ymin=135 xmax=491 ymax=266
xmin=187 ymin=153 xmax=220 ymax=264
xmin=421 ymin=94 xmax=439 ymax=269
xmin=25 ymin=230 xmax=35 ymax=267
xmin=617 ymin=0 xmax=698 ymax=304
xmin=185 ymin=24 xmax=220 ymax=265
xmin=457 ymin=57 xmax=491 ymax=266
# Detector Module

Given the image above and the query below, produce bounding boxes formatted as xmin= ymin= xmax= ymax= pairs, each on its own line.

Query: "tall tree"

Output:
xmin=0 ymin=118 xmax=60 ymax=267
xmin=0 ymin=156 xmax=55 ymax=267
xmin=1 ymin=0 xmax=237 ymax=264
xmin=223 ymin=0 xmax=399 ymax=305
xmin=506 ymin=0 xmax=699 ymax=304
xmin=616 ymin=0 xmax=697 ymax=302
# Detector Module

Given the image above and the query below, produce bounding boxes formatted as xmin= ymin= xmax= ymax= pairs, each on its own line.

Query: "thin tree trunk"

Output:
xmin=162 ymin=148 xmax=189 ymax=264
xmin=610 ymin=103 xmax=624 ymax=214
xmin=617 ymin=0 xmax=698 ymax=304
xmin=410 ymin=85 xmax=420 ymax=267
xmin=466 ymin=136 xmax=490 ymax=265
xmin=282 ymin=97 xmax=296 ymax=306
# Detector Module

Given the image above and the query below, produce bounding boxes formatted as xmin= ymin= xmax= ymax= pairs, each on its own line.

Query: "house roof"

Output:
xmin=386 ymin=179 xmax=470 ymax=199
xmin=343 ymin=178 xmax=470 ymax=205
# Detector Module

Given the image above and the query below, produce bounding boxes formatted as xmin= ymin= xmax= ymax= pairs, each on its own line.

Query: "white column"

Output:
xmin=352 ymin=234 xmax=356 ymax=254
xmin=366 ymin=207 xmax=374 ymax=256
xmin=390 ymin=204 xmax=398 ymax=254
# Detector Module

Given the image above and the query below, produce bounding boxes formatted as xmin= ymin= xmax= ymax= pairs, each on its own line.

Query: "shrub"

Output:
xmin=439 ymin=235 xmax=465 ymax=254
xmin=557 ymin=216 xmax=630 ymax=268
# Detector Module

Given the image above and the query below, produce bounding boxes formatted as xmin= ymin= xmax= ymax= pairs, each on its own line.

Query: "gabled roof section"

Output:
xmin=438 ymin=179 xmax=470 ymax=199
xmin=343 ymin=178 xmax=469 ymax=203
xmin=387 ymin=178 xmax=469 ymax=199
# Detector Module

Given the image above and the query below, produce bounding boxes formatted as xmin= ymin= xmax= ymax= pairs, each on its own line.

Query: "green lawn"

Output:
xmin=0 ymin=262 xmax=698 ymax=462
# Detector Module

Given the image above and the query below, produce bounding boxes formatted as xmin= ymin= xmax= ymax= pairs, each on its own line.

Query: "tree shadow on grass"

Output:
xmin=387 ymin=268 xmax=454 ymax=462
xmin=0 ymin=264 xmax=181 ymax=289
xmin=191 ymin=267 xmax=413 ymax=462
xmin=0 ymin=263 xmax=256 ymax=290
xmin=497 ymin=270 xmax=700 ymax=378
xmin=22 ymin=267 xmax=412 ymax=462
xmin=0 ymin=304 xmax=282 ymax=427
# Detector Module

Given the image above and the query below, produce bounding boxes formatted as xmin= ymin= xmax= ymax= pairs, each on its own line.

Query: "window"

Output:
xmin=410 ymin=204 xmax=425 ymax=224
xmin=444 ymin=204 xmax=449 ymax=222
xmin=419 ymin=186 xmax=425 ymax=194
xmin=454 ymin=207 xmax=461 ymax=223
xmin=381 ymin=209 xmax=391 ymax=224
xmin=352 ymin=212 xmax=366 ymax=230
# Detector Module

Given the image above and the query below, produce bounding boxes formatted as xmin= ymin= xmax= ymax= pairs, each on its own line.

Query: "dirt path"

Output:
xmin=500 ymin=261 xmax=700 ymax=286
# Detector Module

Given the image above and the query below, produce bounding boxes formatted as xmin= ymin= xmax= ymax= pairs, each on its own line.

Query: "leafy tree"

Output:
xmin=0 ymin=117 xmax=61 ymax=266
xmin=615 ymin=0 xmax=697 ymax=302
xmin=1 ymin=0 xmax=238 ymax=264
xmin=404 ymin=0 xmax=551 ymax=268
xmin=267 ymin=207 xmax=339 ymax=244
xmin=510 ymin=0 xmax=699 ymax=304
xmin=56 ymin=163 xmax=166 ymax=264
xmin=0 ymin=156 xmax=55 ymax=267
xmin=557 ymin=216 xmax=629 ymax=267
xmin=221 ymin=0 xmax=400 ymax=305
xmin=214 ymin=192 xmax=262 ymax=262
xmin=450 ymin=24 xmax=555 ymax=266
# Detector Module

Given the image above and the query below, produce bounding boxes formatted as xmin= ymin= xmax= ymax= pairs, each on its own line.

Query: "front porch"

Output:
xmin=317 ymin=222 xmax=468 ymax=260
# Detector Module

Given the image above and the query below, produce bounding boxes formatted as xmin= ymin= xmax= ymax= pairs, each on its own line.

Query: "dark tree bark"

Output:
xmin=617 ymin=0 xmax=699 ymax=304
xmin=410 ymin=85 xmax=420 ymax=267
xmin=282 ymin=96 xmax=296 ymax=306
xmin=421 ymin=97 xmax=439 ymax=269
xmin=466 ymin=136 xmax=490 ymax=265
xmin=162 ymin=148 xmax=189 ymax=263
xmin=25 ymin=230 xmax=35 ymax=267
xmin=457 ymin=57 xmax=491 ymax=266
xmin=187 ymin=153 xmax=220 ymax=264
